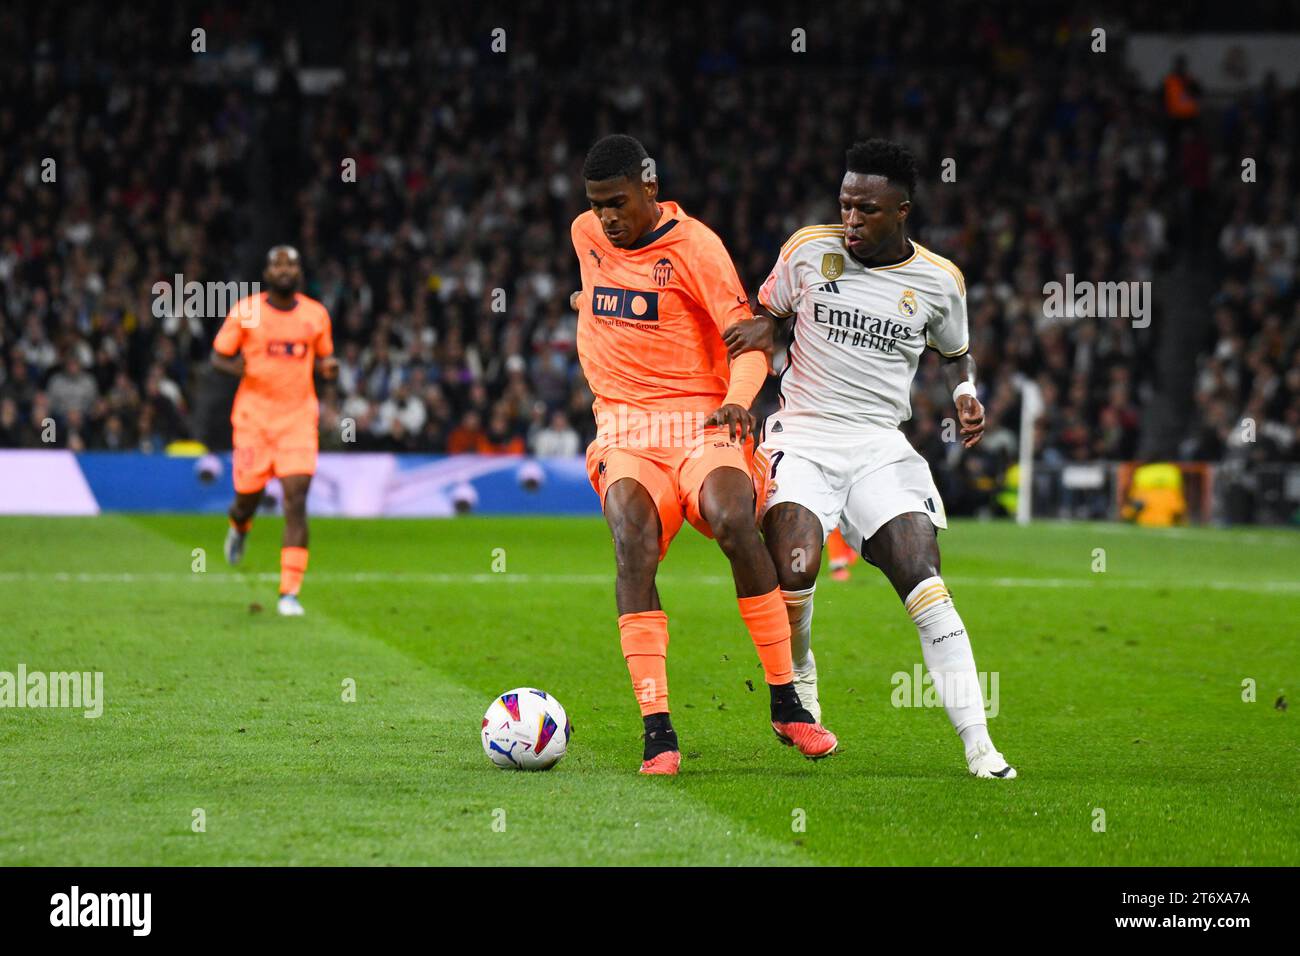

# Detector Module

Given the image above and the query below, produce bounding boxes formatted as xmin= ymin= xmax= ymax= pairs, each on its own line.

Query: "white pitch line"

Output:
xmin=1032 ymin=521 xmax=1300 ymax=547
xmin=0 ymin=571 xmax=1296 ymax=594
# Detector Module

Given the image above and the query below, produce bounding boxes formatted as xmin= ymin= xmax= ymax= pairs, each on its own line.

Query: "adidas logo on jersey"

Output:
xmin=817 ymin=281 xmax=841 ymax=293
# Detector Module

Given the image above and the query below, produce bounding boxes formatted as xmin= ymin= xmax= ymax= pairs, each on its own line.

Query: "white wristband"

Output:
xmin=953 ymin=381 xmax=977 ymax=404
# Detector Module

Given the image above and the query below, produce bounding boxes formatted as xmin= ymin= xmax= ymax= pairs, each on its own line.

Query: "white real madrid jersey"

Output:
xmin=757 ymin=225 xmax=969 ymax=433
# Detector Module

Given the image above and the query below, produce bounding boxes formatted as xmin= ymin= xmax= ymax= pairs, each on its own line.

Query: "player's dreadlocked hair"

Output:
xmin=583 ymin=134 xmax=650 ymax=182
xmin=845 ymin=139 xmax=918 ymax=200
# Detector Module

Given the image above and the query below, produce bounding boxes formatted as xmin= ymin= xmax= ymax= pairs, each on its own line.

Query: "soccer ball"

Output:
xmin=481 ymin=688 xmax=571 ymax=770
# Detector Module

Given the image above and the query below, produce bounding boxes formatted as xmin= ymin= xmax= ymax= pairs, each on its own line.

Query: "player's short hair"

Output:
xmin=266 ymin=244 xmax=300 ymax=265
xmin=845 ymin=139 xmax=918 ymax=200
xmin=583 ymin=134 xmax=650 ymax=183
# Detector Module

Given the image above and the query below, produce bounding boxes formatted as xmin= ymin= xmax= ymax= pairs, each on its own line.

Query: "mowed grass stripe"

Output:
xmin=121 ymin=512 xmax=813 ymax=866
xmin=0 ymin=516 xmax=807 ymax=866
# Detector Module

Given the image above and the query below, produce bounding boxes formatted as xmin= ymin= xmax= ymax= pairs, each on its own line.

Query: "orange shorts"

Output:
xmin=586 ymin=426 xmax=754 ymax=560
xmin=232 ymin=424 xmax=318 ymax=495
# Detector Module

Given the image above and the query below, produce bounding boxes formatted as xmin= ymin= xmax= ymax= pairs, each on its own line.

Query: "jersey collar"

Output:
xmin=626 ymin=210 xmax=680 ymax=250
xmin=845 ymin=238 xmax=918 ymax=271
xmin=262 ymin=292 xmax=301 ymax=312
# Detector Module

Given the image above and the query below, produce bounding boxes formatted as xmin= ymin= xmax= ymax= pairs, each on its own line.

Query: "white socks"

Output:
xmin=781 ymin=586 xmax=816 ymax=670
xmin=782 ymin=576 xmax=994 ymax=753
xmin=904 ymin=576 xmax=990 ymax=745
xmin=959 ymin=722 xmax=993 ymax=753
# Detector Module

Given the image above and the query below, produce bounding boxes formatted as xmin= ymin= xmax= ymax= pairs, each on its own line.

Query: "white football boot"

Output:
xmin=966 ymin=738 xmax=1017 ymax=779
xmin=277 ymin=594 xmax=305 ymax=617
xmin=792 ymin=650 xmax=821 ymax=725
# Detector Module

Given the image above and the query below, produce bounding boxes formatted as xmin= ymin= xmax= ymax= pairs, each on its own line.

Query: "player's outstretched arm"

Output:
xmin=722 ymin=305 xmax=787 ymax=361
xmin=711 ymin=303 xmax=784 ymax=442
xmin=211 ymin=351 xmax=245 ymax=377
xmin=942 ymin=352 xmax=984 ymax=448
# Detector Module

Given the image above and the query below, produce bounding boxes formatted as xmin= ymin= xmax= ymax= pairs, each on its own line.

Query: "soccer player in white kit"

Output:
xmin=724 ymin=139 xmax=1016 ymax=779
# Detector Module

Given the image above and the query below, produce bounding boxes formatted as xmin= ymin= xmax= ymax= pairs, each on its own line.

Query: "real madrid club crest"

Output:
xmin=653 ymin=257 xmax=673 ymax=287
xmin=820 ymin=253 xmax=844 ymax=281
xmin=899 ymin=289 xmax=918 ymax=317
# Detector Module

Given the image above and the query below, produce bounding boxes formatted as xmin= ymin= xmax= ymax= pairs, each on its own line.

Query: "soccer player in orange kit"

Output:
xmin=571 ymin=135 xmax=837 ymax=774
xmin=212 ymin=246 xmax=337 ymax=616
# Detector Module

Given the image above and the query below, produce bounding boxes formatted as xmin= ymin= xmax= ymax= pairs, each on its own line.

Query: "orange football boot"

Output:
xmin=771 ymin=720 xmax=838 ymax=759
xmin=639 ymin=750 xmax=682 ymax=775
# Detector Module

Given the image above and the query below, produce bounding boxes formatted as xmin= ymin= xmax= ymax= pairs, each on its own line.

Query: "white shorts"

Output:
xmin=753 ymin=414 xmax=946 ymax=556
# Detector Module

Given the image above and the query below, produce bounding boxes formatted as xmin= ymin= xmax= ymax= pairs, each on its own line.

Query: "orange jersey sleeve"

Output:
xmin=314 ymin=309 xmax=335 ymax=357
xmin=212 ymin=297 xmax=258 ymax=356
xmin=675 ymin=224 xmax=751 ymax=336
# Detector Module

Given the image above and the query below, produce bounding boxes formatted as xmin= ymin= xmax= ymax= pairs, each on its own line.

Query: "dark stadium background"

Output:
xmin=1 ymin=0 xmax=1297 ymax=523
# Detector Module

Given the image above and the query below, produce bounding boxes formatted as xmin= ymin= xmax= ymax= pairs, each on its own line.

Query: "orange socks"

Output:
xmin=619 ymin=610 xmax=670 ymax=716
xmin=738 ymin=588 xmax=794 ymax=685
xmin=229 ymin=516 xmax=251 ymax=534
xmin=280 ymin=546 xmax=308 ymax=596
xmin=619 ymin=592 xmax=790 ymax=716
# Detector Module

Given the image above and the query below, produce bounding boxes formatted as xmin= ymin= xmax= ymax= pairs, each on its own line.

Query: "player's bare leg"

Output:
xmin=699 ymin=467 xmax=836 ymax=758
xmin=865 ymin=513 xmax=1015 ymax=779
xmin=224 ymin=488 xmax=263 ymax=566
xmin=276 ymin=473 xmax=312 ymax=617
xmin=762 ymin=501 xmax=825 ymax=722
xmin=604 ymin=478 xmax=662 ymax=615
xmin=700 ymin=466 xmax=780 ymax=596
xmin=603 ymin=478 xmax=677 ymax=774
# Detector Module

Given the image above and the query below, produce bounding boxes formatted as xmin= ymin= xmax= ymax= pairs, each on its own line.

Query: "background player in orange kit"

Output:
xmin=571 ymin=135 xmax=837 ymax=774
xmin=826 ymin=528 xmax=861 ymax=581
xmin=211 ymin=246 xmax=337 ymax=617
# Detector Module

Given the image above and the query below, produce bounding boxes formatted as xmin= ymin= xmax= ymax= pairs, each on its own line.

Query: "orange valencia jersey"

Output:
xmin=572 ymin=201 xmax=751 ymax=429
xmin=212 ymin=292 xmax=334 ymax=437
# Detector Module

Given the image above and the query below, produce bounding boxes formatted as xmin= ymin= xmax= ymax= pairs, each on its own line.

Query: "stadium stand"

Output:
xmin=1 ymin=2 xmax=1296 ymax=519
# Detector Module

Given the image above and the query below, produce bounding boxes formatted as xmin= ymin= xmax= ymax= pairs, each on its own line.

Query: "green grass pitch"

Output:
xmin=1 ymin=513 xmax=1297 ymax=866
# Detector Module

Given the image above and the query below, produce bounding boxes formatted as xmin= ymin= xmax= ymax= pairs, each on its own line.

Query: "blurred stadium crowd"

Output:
xmin=1 ymin=2 xmax=1297 ymax=500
